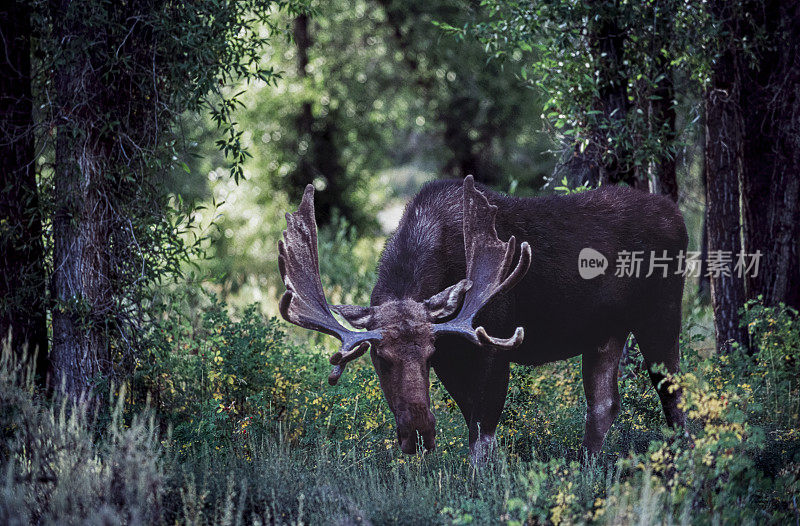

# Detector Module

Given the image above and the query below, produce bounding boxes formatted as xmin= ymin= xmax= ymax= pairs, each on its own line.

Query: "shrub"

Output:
xmin=133 ymin=288 xmax=474 ymax=460
xmin=0 ymin=347 xmax=163 ymax=525
xmin=2 ymin=295 xmax=799 ymax=524
xmin=741 ymin=299 xmax=800 ymax=430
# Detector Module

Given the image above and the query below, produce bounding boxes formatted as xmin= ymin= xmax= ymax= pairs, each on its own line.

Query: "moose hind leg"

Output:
xmin=637 ymin=330 xmax=686 ymax=429
xmin=581 ymin=336 xmax=624 ymax=453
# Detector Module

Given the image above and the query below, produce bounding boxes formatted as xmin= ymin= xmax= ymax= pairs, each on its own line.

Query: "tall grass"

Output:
xmin=0 ymin=343 xmax=162 ymax=525
xmin=1 ymin=299 xmax=798 ymax=525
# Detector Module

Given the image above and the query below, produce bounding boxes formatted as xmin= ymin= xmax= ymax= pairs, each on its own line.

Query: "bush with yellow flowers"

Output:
xmin=3 ymin=293 xmax=799 ymax=524
xmin=106 ymin=284 xmax=800 ymax=524
xmin=132 ymin=293 xmax=291 ymax=449
xmin=741 ymin=298 xmax=800 ymax=430
xmin=130 ymin=287 xmax=472 ymax=460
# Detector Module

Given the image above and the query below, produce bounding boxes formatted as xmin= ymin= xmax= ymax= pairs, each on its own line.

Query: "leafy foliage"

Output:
xmin=27 ymin=0 xmax=307 ymax=386
xmin=178 ymin=0 xmax=558 ymax=302
xmin=740 ymin=300 xmax=800 ymax=430
xmin=466 ymin=0 xmax=714 ymax=185
xmin=2 ymin=299 xmax=799 ymax=524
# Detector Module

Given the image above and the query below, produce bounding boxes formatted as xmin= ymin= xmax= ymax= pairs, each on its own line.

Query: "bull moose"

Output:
xmin=278 ymin=176 xmax=687 ymax=460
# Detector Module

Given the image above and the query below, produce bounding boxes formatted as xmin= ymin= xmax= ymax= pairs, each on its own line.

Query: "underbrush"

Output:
xmin=1 ymin=299 xmax=798 ymax=524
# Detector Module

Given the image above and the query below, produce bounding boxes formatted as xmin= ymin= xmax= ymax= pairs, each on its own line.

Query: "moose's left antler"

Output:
xmin=278 ymin=185 xmax=382 ymax=384
xmin=433 ymin=175 xmax=532 ymax=348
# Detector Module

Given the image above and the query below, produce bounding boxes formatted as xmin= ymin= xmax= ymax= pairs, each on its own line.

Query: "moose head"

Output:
xmin=278 ymin=176 xmax=531 ymax=454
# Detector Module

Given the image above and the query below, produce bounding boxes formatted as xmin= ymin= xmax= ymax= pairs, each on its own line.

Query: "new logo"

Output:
xmin=579 ymin=248 xmax=608 ymax=279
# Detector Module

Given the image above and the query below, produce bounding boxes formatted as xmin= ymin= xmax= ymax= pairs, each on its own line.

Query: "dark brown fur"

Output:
xmin=360 ymin=181 xmax=687 ymax=457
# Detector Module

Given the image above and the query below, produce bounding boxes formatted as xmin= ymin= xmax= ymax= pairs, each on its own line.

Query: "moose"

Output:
xmin=279 ymin=176 xmax=687 ymax=460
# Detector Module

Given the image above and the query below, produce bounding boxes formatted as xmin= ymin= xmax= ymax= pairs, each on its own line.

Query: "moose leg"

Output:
xmin=465 ymin=358 xmax=510 ymax=464
xmin=432 ymin=341 xmax=510 ymax=463
xmin=581 ymin=336 xmax=624 ymax=454
xmin=636 ymin=321 xmax=686 ymax=429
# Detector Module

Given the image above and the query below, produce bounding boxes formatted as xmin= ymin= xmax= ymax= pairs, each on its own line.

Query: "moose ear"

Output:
xmin=331 ymin=305 xmax=375 ymax=330
xmin=424 ymin=279 xmax=472 ymax=321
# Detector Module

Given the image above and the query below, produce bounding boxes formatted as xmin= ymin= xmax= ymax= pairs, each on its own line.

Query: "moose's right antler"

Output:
xmin=278 ymin=185 xmax=382 ymax=385
xmin=432 ymin=175 xmax=532 ymax=348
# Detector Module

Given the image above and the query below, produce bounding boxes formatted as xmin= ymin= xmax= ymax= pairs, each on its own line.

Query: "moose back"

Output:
xmin=279 ymin=176 xmax=687 ymax=459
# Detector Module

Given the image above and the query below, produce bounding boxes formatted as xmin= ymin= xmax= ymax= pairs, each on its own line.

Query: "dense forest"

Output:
xmin=1 ymin=0 xmax=798 ymax=524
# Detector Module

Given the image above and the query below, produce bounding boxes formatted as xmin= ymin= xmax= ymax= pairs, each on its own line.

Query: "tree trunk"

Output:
xmin=587 ymin=1 xmax=639 ymax=188
xmin=290 ymin=13 xmax=314 ymax=197
xmin=740 ymin=0 xmax=800 ymax=310
xmin=440 ymin=98 xmax=500 ymax=185
xmin=51 ymin=139 xmax=112 ymax=395
xmin=0 ymin=0 xmax=49 ymax=380
xmin=698 ymin=166 xmax=711 ymax=303
xmin=288 ymin=14 xmax=358 ymax=227
xmin=651 ymin=71 xmax=679 ymax=202
xmin=703 ymin=6 xmax=748 ymax=351
xmin=49 ymin=0 xmax=112 ymax=395
xmin=704 ymin=0 xmax=800 ymax=352
xmin=289 ymin=15 xmax=329 ymax=221
xmin=376 ymin=0 xmax=502 ymax=185
xmin=558 ymin=143 xmax=602 ymax=189
xmin=560 ymin=0 xmax=642 ymax=190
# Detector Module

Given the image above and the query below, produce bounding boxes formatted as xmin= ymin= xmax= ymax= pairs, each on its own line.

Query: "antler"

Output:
xmin=433 ymin=175 xmax=532 ymax=348
xmin=278 ymin=185 xmax=381 ymax=384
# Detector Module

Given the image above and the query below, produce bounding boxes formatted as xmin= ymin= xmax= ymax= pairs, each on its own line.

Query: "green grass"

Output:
xmin=1 ymin=299 xmax=798 ymax=525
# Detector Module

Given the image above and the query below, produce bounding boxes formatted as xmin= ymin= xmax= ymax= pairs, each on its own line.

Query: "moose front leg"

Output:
xmin=432 ymin=340 xmax=510 ymax=464
xmin=581 ymin=335 xmax=624 ymax=454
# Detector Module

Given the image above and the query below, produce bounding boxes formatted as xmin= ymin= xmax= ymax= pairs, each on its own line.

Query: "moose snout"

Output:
xmin=396 ymin=404 xmax=436 ymax=454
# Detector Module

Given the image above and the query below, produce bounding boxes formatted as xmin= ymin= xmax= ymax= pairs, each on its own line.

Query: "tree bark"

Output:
xmin=651 ymin=71 xmax=679 ymax=202
xmin=587 ymin=0 xmax=640 ymax=189
xmin=0 ymin=0 xmax=49 ymax=380
xmin=698 ymin=164 xmax=711 ymax=302
xmin=740 ymin=0 xmax=800 ymax=310
xmin=49 ymin=0 xmax=112 ymax=395
xmin=704 ymin=0 xmax=800 ymax=353
xmin=704 ymin=2 xmax=748 ymax=351
xmin=560 ymin=0 xmax=644 ymax=191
